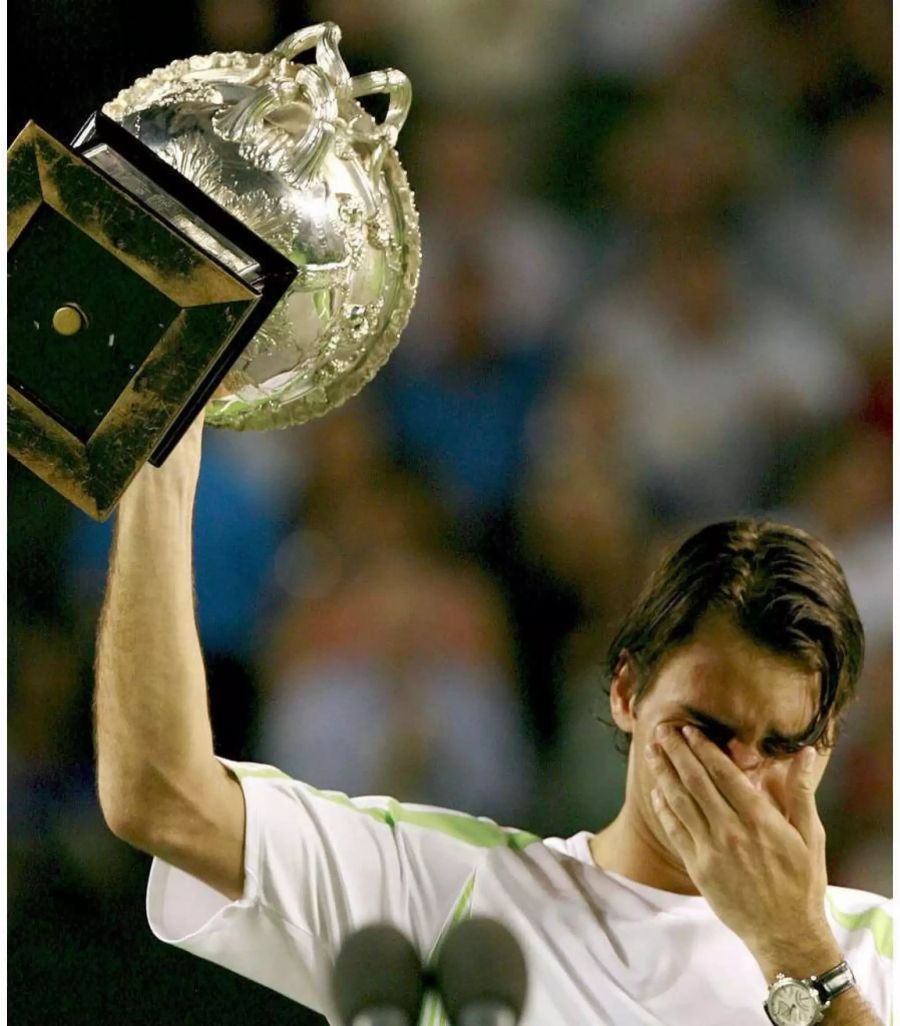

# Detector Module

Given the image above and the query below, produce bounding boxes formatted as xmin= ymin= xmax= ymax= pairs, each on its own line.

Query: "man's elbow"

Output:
xmin=98 ymin=784 xmax=163 ymax=850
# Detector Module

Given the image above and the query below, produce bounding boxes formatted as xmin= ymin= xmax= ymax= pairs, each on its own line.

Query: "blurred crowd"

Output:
xmin=8 ymin=1 xmax=891 ymax=1022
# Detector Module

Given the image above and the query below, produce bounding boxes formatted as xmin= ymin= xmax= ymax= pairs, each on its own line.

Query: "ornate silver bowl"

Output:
xmin=103 ymin=21 xmax=420 ymax=430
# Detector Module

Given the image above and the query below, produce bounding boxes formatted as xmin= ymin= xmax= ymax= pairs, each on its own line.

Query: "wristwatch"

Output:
xmin=764 ymin=960 xmax=856 ymax=1025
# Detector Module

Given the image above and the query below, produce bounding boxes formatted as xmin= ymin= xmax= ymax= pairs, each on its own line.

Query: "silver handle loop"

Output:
xmin=348 ymin=69 xmax=412 ymax=183
xmin=211 ymin=63 xmax=338 ymax=184
xmin=272 ymin=21 xmax=351 ymax=92
xmin=212 ymin=23 xmax=410 ymax=187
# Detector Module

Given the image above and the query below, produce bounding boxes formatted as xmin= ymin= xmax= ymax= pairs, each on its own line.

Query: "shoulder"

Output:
xmin=223 ymin=758 xmax=544 ymax=853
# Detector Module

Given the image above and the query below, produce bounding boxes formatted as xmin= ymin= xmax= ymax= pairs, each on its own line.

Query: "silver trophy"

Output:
xmin=103 ymin=21 xmax=421 ymax=431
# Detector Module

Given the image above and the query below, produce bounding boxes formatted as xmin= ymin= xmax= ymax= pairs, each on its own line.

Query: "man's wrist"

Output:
xmin=751 ymin=927 xmax=844 ymax=986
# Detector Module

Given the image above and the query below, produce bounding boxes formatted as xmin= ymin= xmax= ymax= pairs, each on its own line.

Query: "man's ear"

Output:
xmin=610 ymin=652 xmax=639 ymax=734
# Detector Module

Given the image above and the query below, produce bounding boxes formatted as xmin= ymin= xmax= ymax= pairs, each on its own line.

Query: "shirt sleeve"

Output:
xmin=146 ymin=759 xmax=494 ymax=1017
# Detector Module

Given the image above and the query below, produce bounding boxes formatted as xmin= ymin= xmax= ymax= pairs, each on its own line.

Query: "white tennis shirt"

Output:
xmin=147 ymin=760 xmax=893 ymax=1025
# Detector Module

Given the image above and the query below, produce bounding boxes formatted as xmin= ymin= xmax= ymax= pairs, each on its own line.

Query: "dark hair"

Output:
xmin=601 ymin=518 xmax=864 ymax=754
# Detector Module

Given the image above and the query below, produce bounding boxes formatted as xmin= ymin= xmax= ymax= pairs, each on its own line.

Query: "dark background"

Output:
xmin=8 ymin=1 xmax=891 ymax=1023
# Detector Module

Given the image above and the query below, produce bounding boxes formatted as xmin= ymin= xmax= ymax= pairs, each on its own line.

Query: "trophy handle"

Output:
xmin=272 ymin=21 xmax=412 ymax=185
xmin=348 ymin=70 xmax=412 ymax=183
xmin=272 ymin=21 xmax=351 ymax=90
xmin=212 ymin=62 xmax=339 ymax=184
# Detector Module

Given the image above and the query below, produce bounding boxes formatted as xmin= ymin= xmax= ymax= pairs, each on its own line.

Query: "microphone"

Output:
xmin=434 ymin=917 xmax=528 ymax=1026
xmin=332 ymin=924 xmax=427 ymax=1026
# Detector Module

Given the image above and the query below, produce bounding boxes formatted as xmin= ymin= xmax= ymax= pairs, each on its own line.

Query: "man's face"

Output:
xmin=611 ymin=612 xmax=832 ymax=846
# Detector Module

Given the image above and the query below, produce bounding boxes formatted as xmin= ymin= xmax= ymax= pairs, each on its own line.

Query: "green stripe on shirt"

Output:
xmin=429 ymin=872 xmax=477 ymax=964
xmin=229 ymin=766 xmax=291 ymax=780
xmin=827 ymin=895 xmax=893 ymax=960
xmin=423 ymin=873 xmax=477 ymax=1026
xmin=228 ymin=763 xmax=542 ymax=851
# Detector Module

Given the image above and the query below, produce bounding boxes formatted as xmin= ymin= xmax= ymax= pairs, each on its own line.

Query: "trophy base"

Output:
xmin=7 ymin=115 xmax=296 ymax=520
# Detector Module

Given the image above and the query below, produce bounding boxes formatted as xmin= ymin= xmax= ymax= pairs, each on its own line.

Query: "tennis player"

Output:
xmin=95 ymin=415 xmax=891 ymax=1025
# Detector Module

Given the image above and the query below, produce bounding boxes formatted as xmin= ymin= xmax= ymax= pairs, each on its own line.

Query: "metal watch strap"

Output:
xmin=808 ymin=960 xmax=856 ymax=1005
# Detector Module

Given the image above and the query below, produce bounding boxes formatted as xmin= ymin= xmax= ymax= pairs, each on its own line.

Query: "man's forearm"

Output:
xmin=94 ymin=437 xmax=214 ymax=837
xmin=814 ymin=990 xmax=881 ymax=1026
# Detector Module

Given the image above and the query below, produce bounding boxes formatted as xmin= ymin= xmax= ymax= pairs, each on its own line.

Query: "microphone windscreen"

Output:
xmin=332 ymin=924 xmax=426 ymax=1026
xmin=435 ymin=917 xmax=527 ymax=1022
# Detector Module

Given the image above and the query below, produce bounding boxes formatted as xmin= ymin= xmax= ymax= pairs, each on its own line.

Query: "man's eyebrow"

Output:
xmin=679 ymin=704 xmax=804 ymax=744
xmin=680 ymin=705 xmax=740 ymax=735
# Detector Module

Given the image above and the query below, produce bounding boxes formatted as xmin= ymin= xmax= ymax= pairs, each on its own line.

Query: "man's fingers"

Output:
xmin=785 ymin=746 xmax=824 ymax=848
xmin=657 ymin=727 xmax=734 ymax=823
xmin=681 ymin=726 xmax=767 ymax=820
xmin=647 ymin=740 xmax=709 ymax=840
xmin=651 ymin=787 xmax=694 ymax=857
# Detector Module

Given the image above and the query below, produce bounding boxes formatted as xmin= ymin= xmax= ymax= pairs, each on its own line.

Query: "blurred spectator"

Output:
xmin=535 ymin=640 xmax=629 ymax=839
xmin=380 ymin=111 xmax=587 ymax=536
xmin=782 ymin=424 xmax=892 ymax=648
xmin=572 ymin=227 xmax=860 ymax=521
xmin=576 ymin=0 xmax=728 ymax=85
xmin=504 ymin=368 xmax=649 ymax=745
xmin=601 ymin=92 xmax=769 ymax=233
xmin=287 ymin=397 xmax=399 ymax=558
xmin=199 ymin=0 xmax=278 ymax=52
xmin=204 ymin=425 xmax=314 ymax=520
xmin=260 ymin=475 xmax=535 ymax=823
xmin=360 ymin=0 xmax=574 ymax=111
xmin=381 ymin=250 xmax=555 ymax=533
xmin=753 ymin=108 xmax=891 ymax=351
xmin=815 ymin=640 xmax=892 ymax=897
xmin=740 ymin=0 xmax=889 ymax=140
xmin=521 ymin=404 xmax=643 ymax=616
xmin=857 ymin=333 xmax=891 ymax=438
xmin=408 ymin=111 xmax=589 ymax=347
xmin=305 ymin=0 xmax=398 ymax=75
xmin=8 ymin=617 xmax=132 ymax=911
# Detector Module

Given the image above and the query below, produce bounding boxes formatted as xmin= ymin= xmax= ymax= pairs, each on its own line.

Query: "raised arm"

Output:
xmin=94 ymin=415 xmax=245 ymax=899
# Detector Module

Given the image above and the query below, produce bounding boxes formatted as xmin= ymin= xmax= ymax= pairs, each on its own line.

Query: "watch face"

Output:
xmin=769 ymin=980 xmax=821 ymax=1026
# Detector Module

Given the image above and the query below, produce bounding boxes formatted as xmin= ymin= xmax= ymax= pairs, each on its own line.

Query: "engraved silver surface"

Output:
xmin=103 ymin=22 xmax=420 ymax=429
